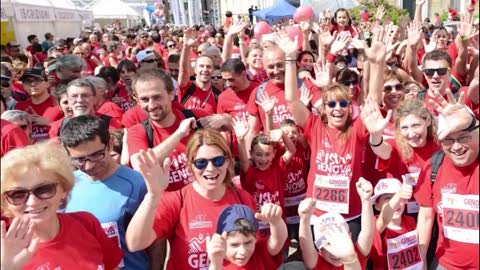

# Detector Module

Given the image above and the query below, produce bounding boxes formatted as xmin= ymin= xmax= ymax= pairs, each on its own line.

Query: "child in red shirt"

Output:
xmin=370 ymin=178 xmax=423 ymax=270
xmin=206 ymin=203 xmax=287 ymax=270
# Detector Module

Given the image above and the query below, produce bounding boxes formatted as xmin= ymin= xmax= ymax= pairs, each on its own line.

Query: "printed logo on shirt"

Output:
xmin=189 ymin=214 xmax=213 ymax=229
xmin=315 ymin=150 xmax=352 ymax=175
xmin=272 ymin=103 xmax=293 ymax=124
xmin=101 ymin=222 xmax=124 ymax=268
xmin=187 ymin=233 xmax=211 ymax=269
xmin=286 ymin=169 xmax=306 ymax=194
xmin=169 ymin=152 xmax=193 ymax=185
xmin=233 ymin=111 xmax=249 ymax=122
xmin=233 ymin=103 xmax=246 ymax=111
xmin=437 ymin=183 xmax=458 ymax=217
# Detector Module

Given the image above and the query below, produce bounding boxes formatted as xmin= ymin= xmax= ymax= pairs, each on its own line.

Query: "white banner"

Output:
xmin=171 ymin=0 xmax=186 ymax=26
xmin=187 ymin=0 xmax=202 ymax=26
xmin=1 ymin=7 xmax=8 ymax=22
xmin=14 ymin=5 xmax=54 ymax=21
xmin=55 ymin=9 xmax=80 ymax=21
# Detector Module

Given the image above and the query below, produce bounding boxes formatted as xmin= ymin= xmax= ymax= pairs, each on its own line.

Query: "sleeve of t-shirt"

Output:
xmin=1 ymin=125 xmax=29 ymax=156
xmin=127 ymin=124 xmax=150 ymax=158
xmin=413 ymin=161 xmax=434 ymax=207
xmin=152 ymin=190 xmax=182 ymax=239
xmin=303 ymin=113 xmax=318 ymax=143
xmin=122 ymin=110 xmax=139 ymax=128
xmin=177 ymin=80 xmax=193 ymax=102
xmin=48 ymin=120 xmax=61 ymax=138
xmin=246 ymin=85 xmax=259 ymax=116
xmin=376 ymin=138 xmax=398 ymax=171
xmin=72 ymin=212 xmax=124 ymax=270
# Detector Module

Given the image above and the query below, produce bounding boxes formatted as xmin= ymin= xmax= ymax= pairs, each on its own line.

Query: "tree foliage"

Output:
xmin=349 ymin=0 xmax=410 ymax=25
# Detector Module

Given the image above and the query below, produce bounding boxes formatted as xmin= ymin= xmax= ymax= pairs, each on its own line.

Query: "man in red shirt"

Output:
xmin=0 ymin=96 xmax=29 ymax=157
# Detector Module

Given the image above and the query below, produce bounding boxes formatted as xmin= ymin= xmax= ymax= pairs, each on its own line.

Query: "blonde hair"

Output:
xmin=320 ymin=84 xmax=354 ymax=143
xmin=394 ymin=99 xmax=437 ymax=162
xmin=1 ymin=142 xmax=74 ymax=216
xmin=185 ymin=129 xmax=234 ymax=189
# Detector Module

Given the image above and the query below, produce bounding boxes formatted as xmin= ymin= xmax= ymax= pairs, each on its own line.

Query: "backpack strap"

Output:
xmin=141 ymin=119 xmax=154 ymax=149
xmin=180 ymin=83 xmax=197 ymax=105
xmin=180 ymin=109 xmax=196 ymax=120
xmin=430 ymin=150 xmax=445 ymax=183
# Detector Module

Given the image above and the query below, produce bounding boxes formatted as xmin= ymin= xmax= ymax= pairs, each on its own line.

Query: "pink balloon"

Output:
xmin=294 ymin=5 xmax=314 ymax=23
xmin=286 ymin=26 xmax=303 ymax=50
xmin=254 ymin=21 xmax=271 ymax=40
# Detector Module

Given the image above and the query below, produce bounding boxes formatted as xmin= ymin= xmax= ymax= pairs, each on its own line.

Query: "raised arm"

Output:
xmin=256 ymin=92 xmax=276 ymax=132
xmin=277 ymin=35 xmax=311 ymax=128
xmin=360 ymin=98 xmax=393 ymax=160
xmin=468 ymin=66 xmax=479 ymax=105
xmin=363 ymin=24 xmax=389 ymax=103
xmin=455 ymin=13 xmax=479 ymax=81
xmin=414 ymin=0 xmax=426 ymax=23
xmin=222 ymin=20 xmax=249 ymax=63
xmin=178 ymin=28 xmax=197 ymax=88
xmin=376 ymin=179 xmax=413 ymax=233
xmin=232 ymin=119 xmax=250 ymax=174
xmin=255 ymin=203 xmax=288 ymax=256
xmin=126 ymin=149 xmax=171 ymax=251
xmin=298 ymin=198 xmax=319 ymax=269
xmin=355 ymin=178 xmax=374 ymax=256
xmin=405 ymin=20 xmax=424 ymax=82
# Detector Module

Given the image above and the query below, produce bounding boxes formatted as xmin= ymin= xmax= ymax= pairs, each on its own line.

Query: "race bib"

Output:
xmin=442 ymin=193 xmax=479 ymax=244
xmin=101 ymin=221 xmax=124 ymax=268
xmin=387 ymin=230 xmax=423 ymax=270
xmin=313 ymin=175 xmax=349 ymax=214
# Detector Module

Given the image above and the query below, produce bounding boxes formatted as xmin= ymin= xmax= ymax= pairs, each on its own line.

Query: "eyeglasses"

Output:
xmin=340 ymin=78 xmax=358 ymax=86
xmin=70 ymin=146 xmax=107 ymax=166
xmin=167 ymin=44 xmax=176 ymax=48
xmin=193 ymin=155 xmax=227 ymax=170
xmin=142 ymin=59 xmax=158 ymax=64
xmin=3 ymin=182 xmax=59 ymax=205
xmin=383 ymin=83 xmax=404 ymax=93
xmin=440 ymin=134 xmax=474 ymax=146
xmin=212 ymin=75 xmax=222 ymax=80
xmin=68 ymin=93 xmax=94 ymax=100
xmin=423 ymin=67 xmax=449 ymax=77
xmin=326 ymin=99 xmax=349 ymax=108
xmin=23 ymin=78 xmax=45 ymax=86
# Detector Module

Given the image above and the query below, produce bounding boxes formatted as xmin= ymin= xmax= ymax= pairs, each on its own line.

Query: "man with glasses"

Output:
xmin=14 ymin=68 xmax=55 ymax=142
xmin=414 ymin=95 xmax=479 ymax=270
xmin=48 ymin=78 xmax=121 ymax=138
xmin=60 ymin=115 xmax=158 ymax=270
xmin=136 ymin=49 xmax=163 ymax=71
xmin=6 ymin=41 xmax=21 ymax=56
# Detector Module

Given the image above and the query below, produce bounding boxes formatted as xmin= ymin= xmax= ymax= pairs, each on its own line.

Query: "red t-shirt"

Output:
xmin=49 ymin=113 xmax=122 ymax=139
xmin=23 ymin=212 xmax=123 ymax=270
xmin=126 ymin=109 xmax=210 ymax=191
xmin=414 ymin=156 xmax=479 ymax=270
xmin=152 ymin=184 xmax=257 ymax=270
xmin=178 ymin=81 xmax=218 ymax=114
xmin=371 ymin=215 xmax=419 ymax=270
xmin=96 ymin=100 xmax=124 ymax=124
xmin=15 ymin=95 xmax=56 ymax=142
xmin=83 ymin=55 xmax=99 ymax=76
xmin=221 ymin=238 xmax=278 ymax=270
xmin=109 ymin=81 xmax=132 ymax=112
xmin=1 ymin=119 xmax=29 ymax=157
xmin=43 ymin=106 xmax=64 ymax=122
xmin=330 ymin=24 xmax=357 ymax=38
xmin=240 ymin=157 xmax=287 ymax=237
xmin=217 ymin=82 xmax=259 ymax=157
xmin=304 ymin=114 xmax=369 ymax=219
xmin=313 ymin=243 xmax=367 ymax=270
xmin=246 ymin=69 xmax=268 ymax=83
xmin=11 ymin=81 xmax=28 ymax=101
xmin=284 ymin=142 xmax=309 ymax=225
xmin=121 ymin=104 xmax=148 ymax=128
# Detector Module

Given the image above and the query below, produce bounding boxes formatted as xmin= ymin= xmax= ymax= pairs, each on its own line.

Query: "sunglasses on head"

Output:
xmin=326 ymin=99 xmax=349 ymax=108
xmin=423 ymin=67 xmax=449 ymax=77
xmin=340 ymin=78 xmax=358 ymax=86
xmin=142 ymin=59 xmax=158 ymax=64
xmin=193 ymin=155 xmax=227 ymax=170
xmin=383 ymin=83 xmax=404 ymax=93
xmin=3 ymin=182 xmax=59 ymax=205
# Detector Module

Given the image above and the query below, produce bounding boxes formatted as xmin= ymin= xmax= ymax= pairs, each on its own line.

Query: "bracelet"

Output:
xmin=369 ymin=136 xmax=383 ymax=147
xmin=463 ymin=114 xmax=478 ymax=132
xmin=341 ymin=255 xmax=358 ymax=265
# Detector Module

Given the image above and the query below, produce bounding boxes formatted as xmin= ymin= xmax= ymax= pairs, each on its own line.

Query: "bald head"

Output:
xmin=262 ymin=46 xmax=286 ymax=85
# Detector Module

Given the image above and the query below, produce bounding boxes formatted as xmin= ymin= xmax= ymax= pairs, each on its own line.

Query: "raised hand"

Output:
xmin=232 ymin=118 xmax=249 ymax=141
xmin=207 ymin=232 xmax=227 ymax=268
xmin=255 ymin=203 xmax=283 ymax=224
xmin=275 ymin=32 xmax=298 ymax=58
xmin=356 ymin=177 xmax=373 ymax=201
xmin=1 ymin=218 xmax=39 ymax=270
xmin=363 ymin=25 xmax=388 ymax=63
xmin=416 ymin=0 xmax=426 ymax=6
xmin=429 ymin=89 xmax=473 ymax=140
xmin=256 ymin=92 xmax=276 ymax=114
xmin=360 ymin=97 xmax=392 ymax=135
xmin=407 ymin=20 xmax=423 ymax=47
xmin=329 ymin=34 xmax=351 ymax=55
xmin=131 ymin=149 xmax=171 ymax=195
xmin=299 ymin=87 xmax=313 ymax=106
xmin=183 ymin=28 xmax=198 ymax=47
xmin=227 ymin=19 xmax=249 ymax=36
xmin=423 ymin=29 xmax=439 ymax=53
xmin=300 ymin=19 xmax=312 ymax=33
xmin=311 ymin=61 xmax=331 ymax=89
xmin=375 ymin=5 xmax=386 ymax=22
xmin=399 ymin=176 xmax=414 ymax=200
xmin=268 ymin=129 xmax=284 ymax=142
xmin=176 ymin=117 xmax=197 ymax=138
xmin=458 ymin=13 xmax=479 ymax=41
xmin=320 ymin=223 xmax=357 ymax=262
xmin=318 ymin=22 xmax=336 ymax=48
xmin=298 ymin=198 xmax=316 ymax=219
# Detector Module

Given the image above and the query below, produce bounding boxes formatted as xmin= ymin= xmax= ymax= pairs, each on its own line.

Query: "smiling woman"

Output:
xmin=0 ymin=142 xmax=123 ymax=270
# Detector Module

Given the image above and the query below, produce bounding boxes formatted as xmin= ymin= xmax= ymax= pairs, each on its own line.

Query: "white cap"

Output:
xmin=312 ymin=212 xmax=347 ymax=249
xmin=261 ymin=33 xmax=276 ymax=44
xmin=371 ymin=178 xmax=402 ymax=204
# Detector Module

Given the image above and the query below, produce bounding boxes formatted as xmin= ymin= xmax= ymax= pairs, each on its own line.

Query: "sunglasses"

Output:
xmin=168 ymin=44 xmax=176 ymax=48
xmin=142 ymin=59 xmax=158 ymax=64
xmin=212 ymin=75 xmax=222 ymax=80
xmin=340 ymin=79 xmax=358 ymax=86
xmin=326 ymin=99 xmax=349 ymax=108
xmin=3 ymin=182 xmax=59 ymax=205
xmin=193 ymin=155 xmax=227 ymax=170
xmin=383 ymin=83 xmax=404 ymax=93
xmin=70 ymin=146 xmax=107 ymax=166
xmin=423 ymin=67 xmax=449 ymax=77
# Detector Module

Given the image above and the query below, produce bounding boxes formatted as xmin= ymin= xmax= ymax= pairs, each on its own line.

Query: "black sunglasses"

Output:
xmin=168 ymin=44 xmax=176 ymax=48
xmin=340 ymin=78 xmax=358 ymax=86
xmin=142 ymin=59 xmax=158 ymax=64
xmin=212 ymin=75 xmax=222 ymax=80
xmin=193 ymin=155 xmax=227 ymax=170
xmin=326 ymin=99 xmax=349 ymax=108
xmin=423 ymin=67 xmax=449 ymax=77
xmin=3 ymin=182 xmax=59 ymax=205
xmin=383 ymin=83 xmax=404 ymax=93
xmin=70 ymin=146 xmax=107 ymax=166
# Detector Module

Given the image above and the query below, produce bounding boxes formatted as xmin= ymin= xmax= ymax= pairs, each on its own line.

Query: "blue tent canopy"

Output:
xmin=253 ymin=0 xmax=297 ymax=22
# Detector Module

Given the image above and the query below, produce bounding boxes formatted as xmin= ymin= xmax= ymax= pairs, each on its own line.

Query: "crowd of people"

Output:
xmin=0 ymin=0 xmax=479 ymax=269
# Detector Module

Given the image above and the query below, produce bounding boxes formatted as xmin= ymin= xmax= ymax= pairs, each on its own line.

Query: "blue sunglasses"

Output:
xmin=193 ymin=156 xmax=227 ymax=170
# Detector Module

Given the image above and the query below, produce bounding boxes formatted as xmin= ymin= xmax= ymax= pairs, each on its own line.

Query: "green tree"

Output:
xmin=349 ymin=0 xmax=410 ymax=25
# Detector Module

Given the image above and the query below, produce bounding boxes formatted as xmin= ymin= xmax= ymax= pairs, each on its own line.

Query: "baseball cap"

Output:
xmin=216 ymin=204 xmax=259 ymax=234
xmin=202 ymin=46 xmax=221 ymax=57
xmin=136 ymin=49 xmax=156 ymax=63
xmin=371 ymin=178 xmax=402 ymax=204
xmin=20 ymin=68 xmax=46 ymax=81
xmin=312 ymin=212 xmax=347 ymax=250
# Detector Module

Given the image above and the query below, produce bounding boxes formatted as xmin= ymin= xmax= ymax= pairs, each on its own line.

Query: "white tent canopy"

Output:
xmin=91 ymin=0 xmax=140 ymax=20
